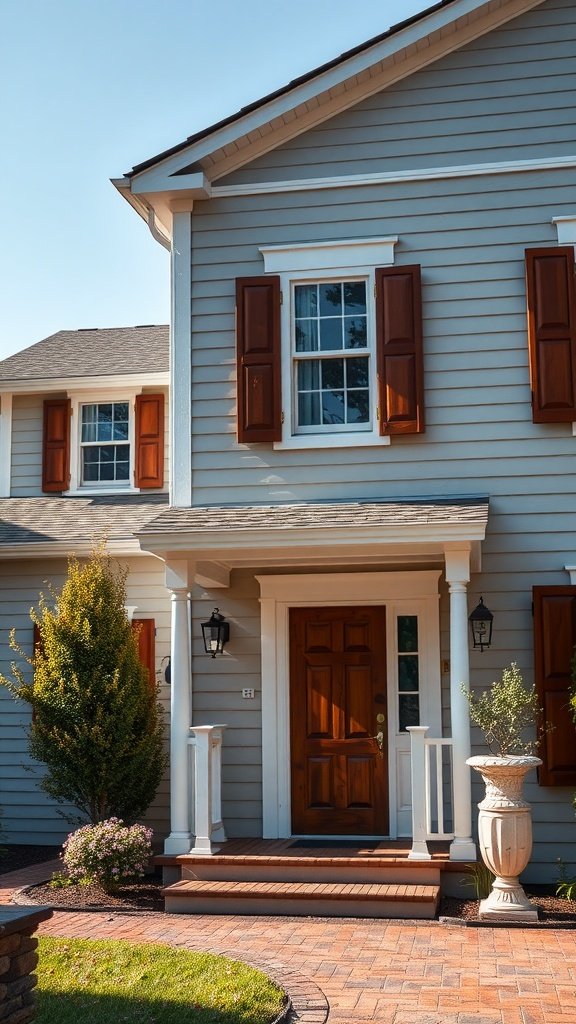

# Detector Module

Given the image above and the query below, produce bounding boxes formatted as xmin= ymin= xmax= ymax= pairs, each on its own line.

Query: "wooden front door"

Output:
xmin=290 ymin=606 xmax=388 ymax=835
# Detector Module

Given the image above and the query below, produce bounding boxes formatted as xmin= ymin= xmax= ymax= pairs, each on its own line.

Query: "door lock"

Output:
xmin=376 ymin=713 xmax=385 ymax=724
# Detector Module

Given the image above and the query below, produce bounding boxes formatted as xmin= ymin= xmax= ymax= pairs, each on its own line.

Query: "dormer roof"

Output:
xmin=0 ymin=325 xmax=169 ymax=389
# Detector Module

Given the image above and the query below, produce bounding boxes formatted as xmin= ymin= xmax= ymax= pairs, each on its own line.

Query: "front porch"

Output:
xmin=158 ymin=837 xmax=467 ymax=918
xmin=136 ymin=497 xmax=491 ymax=893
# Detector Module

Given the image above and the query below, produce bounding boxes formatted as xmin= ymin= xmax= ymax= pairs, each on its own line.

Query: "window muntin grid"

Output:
xmin=293 ymin=280 xmax=371 ymax=433
xmin=80 ymin=402 xmax=130 ymax=483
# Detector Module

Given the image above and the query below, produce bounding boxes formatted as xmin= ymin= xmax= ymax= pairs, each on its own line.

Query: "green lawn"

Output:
xmin=36 ymin=937 xmax=286 ymax=1024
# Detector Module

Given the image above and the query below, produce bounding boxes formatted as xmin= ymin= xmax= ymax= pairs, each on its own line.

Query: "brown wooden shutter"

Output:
xmin=533 ymin=585 xmax=576 ymax=786
xmin=42 ymin=398 xmax=71 ymax=492
xmin=236 ymin=276 xmax=281 ymax=442
xmin=135 ymin=394 xmax=164 ymax=489
xmin=375 ymin=266 xmax=424 ymax=435
xmin=525 ymin=247 xmax=576 ymax=422
xmin=132 ymin=618 xmax=156 ymax=690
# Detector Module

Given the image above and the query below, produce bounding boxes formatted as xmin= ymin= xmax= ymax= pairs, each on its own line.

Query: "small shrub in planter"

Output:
xmin=62 ymin=818 xmax=153 ymax=891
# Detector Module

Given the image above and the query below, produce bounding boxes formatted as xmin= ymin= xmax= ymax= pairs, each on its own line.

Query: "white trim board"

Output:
xmin=0 ymin=372 xmax=169 ymax=394
xmin=213 ymin=155 xmax=576 ymax=199
xmin=256 ymin=570 xmax=442 ymax=840
xmin=0 ymin=392 xmax=13 ymax=498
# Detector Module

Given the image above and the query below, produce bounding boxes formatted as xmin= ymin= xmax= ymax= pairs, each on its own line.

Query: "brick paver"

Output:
xmin=2 ymin=863 xmax=576 ymax=1023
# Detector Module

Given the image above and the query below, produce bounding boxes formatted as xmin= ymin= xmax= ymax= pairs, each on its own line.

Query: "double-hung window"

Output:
xmin=80 ymin=401 xmax=130 ymax=484
xmin=293 ymin=280 xmax=371 ymax=434
xmin=236 ymin=236 xmax=424 ymax=448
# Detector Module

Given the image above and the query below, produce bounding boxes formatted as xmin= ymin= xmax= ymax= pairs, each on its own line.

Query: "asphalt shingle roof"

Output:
xmin=139 ymin=497 xmax=489 ymax=536
xmin=0 ymin=326 xmax=169 ymax=383
xmin=0 ymin=494 xmax=169 ymax=546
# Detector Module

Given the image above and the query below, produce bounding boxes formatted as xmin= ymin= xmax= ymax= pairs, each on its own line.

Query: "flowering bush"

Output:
xmin=62 ymin=818 xmax=153 ymax=890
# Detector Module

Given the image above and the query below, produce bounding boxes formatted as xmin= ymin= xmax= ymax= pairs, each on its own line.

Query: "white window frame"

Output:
xmin=68 ymin=388 xmax=140 ymax=495
xmin=259 ymin=237 xmax=397 ymax=450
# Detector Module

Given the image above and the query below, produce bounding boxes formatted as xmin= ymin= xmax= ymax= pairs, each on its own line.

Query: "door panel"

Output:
xmin=290 ymin=606 xmax=388 ymax=835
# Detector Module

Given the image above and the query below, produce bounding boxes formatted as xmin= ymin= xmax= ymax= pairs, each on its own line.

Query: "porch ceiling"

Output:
xmin=137 ymin=496 xmax=489 ymax=579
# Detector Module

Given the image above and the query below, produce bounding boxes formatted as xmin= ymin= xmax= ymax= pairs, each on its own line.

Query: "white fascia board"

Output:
xmin=0 ymin=539 xmax=144 ymax=560
xmin=215 ymin=155 xmax=576 ymax=200
xmin=128 ymin=0 xmax=544 ymax=191
xmin=138 ymin=520 xmax=488 ymax=556
xmin=131 ymin=171 xmax=211 ymax=198
xmin=3 ymin=372 xmax=170 ymax=394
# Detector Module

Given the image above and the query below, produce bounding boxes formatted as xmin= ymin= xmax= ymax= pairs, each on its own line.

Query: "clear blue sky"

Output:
xmin=1 ymin=0 xmax=430 ymax=361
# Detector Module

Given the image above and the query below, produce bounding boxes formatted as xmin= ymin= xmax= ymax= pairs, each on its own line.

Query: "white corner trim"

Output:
xmin=214 ymin=156 xmax=576 ymax=200
xmin=171 ymin=212 xmax=193 ymax=508
xmin=552 ymin=216 xmax=576 ymax=246
xmin=257 ymin=570 xmax=442 ymax=840
xmin=0 ymin=392 xmax=13 ymax=497
xmin=564 ymin=565 xmax=576 ymax=586
xmin=260 ymin=237 xmax=398 ymax=274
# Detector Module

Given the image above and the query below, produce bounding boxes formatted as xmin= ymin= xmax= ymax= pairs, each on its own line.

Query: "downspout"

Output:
xmin=147 ymin=207 xmax=171 ymax=252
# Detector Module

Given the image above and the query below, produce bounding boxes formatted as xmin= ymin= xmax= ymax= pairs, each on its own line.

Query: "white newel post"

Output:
xmin=407 ymin=726 xmax=432 ymax=860
xmin=164 ymin=562 xmax=193 ymax=854
xmin=188 ymin=726 xmax=227 ymax=855
xmin=445 ymin=546 xmax=476 ymax=861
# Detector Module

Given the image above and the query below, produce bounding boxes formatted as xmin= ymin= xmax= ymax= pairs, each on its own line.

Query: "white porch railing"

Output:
xmin=407 ymin=726 xmax=454 ymax=860
xmin=187 ymin=725 xmax=227 ymax=855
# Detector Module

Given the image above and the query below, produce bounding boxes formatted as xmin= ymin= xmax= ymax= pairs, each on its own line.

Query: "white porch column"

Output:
xmin=164 ymin=560 xmax=193 ymax=854
xmin=445 ymin=545 xmax=476 ymax=861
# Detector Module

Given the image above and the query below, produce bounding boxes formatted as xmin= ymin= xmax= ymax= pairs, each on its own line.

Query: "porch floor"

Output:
xmin=157 ymin=837 xmax=456 ymax=868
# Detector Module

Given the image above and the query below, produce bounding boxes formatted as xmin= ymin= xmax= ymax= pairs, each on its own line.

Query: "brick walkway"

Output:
xmin=2 ymin=862 xmax=576 ymax=1023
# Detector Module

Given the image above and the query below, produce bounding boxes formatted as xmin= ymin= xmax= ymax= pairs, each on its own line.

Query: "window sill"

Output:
xmin=273 ymin=432 xmax=391 ymax=451
xmin=66 ymin=487 xmax=140 ymax=497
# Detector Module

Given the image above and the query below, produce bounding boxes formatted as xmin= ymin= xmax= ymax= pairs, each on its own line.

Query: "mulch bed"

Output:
xmin=4 ymin=845 xmax=576 ymax=923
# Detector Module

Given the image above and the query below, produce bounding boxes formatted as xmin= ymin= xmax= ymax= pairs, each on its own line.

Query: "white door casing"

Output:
xmin=257 ymin=571 xmax=442 ymax=839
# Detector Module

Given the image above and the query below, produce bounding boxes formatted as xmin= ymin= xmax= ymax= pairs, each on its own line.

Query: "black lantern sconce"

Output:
xmin=468 ymin=597 xmax=493 ymax=652
xmin=201 ymin=608 xmax=230 ymax=657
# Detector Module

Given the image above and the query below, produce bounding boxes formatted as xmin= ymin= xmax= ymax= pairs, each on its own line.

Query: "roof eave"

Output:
xmin=124 ymin=0 xmax=545 ymax=197
xmin=0 ymin=370 xmax=170 ymax=393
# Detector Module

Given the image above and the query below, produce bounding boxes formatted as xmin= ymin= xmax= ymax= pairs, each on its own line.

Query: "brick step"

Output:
xmin=163 ymin=879 xmax=440 ymax=919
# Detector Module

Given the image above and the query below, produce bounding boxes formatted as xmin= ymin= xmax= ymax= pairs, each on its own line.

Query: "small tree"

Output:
xmin=463 ymin=662 xmax=543 ymax=757
xmin=0 ymin=546 xmax=167 ymax=823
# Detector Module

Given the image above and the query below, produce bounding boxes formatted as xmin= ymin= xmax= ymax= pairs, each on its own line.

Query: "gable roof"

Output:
xmin=0 ymin=325 xmax=169 ymax=385
xmin=115 ymin=0 xmax=547 ymax=232
xmin=127 ymin=0 xmax=458 ymax=178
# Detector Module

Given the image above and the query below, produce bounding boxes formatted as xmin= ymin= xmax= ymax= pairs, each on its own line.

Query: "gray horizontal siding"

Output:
xmin=0 ymin=556 xmax=171 ymax=845
xmin=220 ymin=0 xmax=576 ymax=185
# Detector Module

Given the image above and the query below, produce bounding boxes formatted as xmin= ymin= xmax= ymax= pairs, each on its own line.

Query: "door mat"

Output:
xmin=290 ymin=840 xmax=379 ymax=849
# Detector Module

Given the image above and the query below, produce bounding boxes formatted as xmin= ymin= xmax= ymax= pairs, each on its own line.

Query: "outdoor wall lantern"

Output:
xmin=468 ymin=597 xmax=494 ymax=652
xmin=201 ymin=608 xmax=230 ymax=657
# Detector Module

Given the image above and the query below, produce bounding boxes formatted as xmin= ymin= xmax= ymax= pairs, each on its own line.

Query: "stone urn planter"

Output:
xmin=467 ymin=754 xmax=541 ymax=922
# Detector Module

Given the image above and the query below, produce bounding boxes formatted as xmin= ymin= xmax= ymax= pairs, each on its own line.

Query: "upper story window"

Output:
xmin=80 ymin=401 xmax=130 ymax=484
xmin=293 ymin=280 xmax=371 ymax=434
xmin=41 ymin=391 xmax=165 ymax=494
xmin=236 ymin=237 xmax=425 ymax=449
